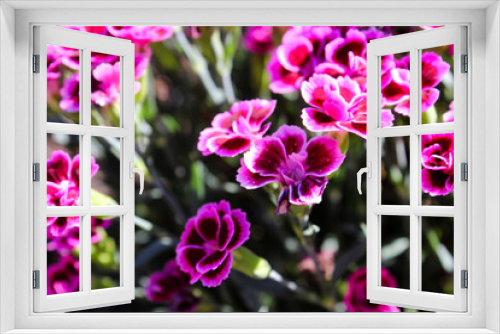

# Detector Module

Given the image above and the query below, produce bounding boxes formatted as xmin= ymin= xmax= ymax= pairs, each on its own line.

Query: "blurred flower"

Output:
xmin=107 ymin=26 xmax=174 ymax=45
xmin=185 ymin=26 xmax=203 ymax=39
xmin=198 ymin=99 xmax=276 ymax=157
xmin=47 ymin=218 xmax=111 ymax=253
xmin=322 ymin=28 xmax=367 ymax=79
xmin=47 ymin=255 xmax=79 ymax=295
xmin=421 ymin=133 xmax=454 ymax=196
xmin=91 ymin=62 xmax=141 ymax=107
xmin=443 ymin=101 xmax=454 ymax=122
xmin=298 ymin=250 xmax=335 ymax=281
xmin=237 ymin=125 xmax=345 ymax=214
xmin=59 ymin=73 xmax=80 ymax=113
xmin=243 ymin=26 xmax=274 ymax=54
xmin=301 ymin=74 xmax=393 ymax=138
xmin=145 ymin=260 xmax=200 ymax=311
xmin=344 ymin=267 xmax=400 ymax=312
xmin=46 ymin=150 xmax=99 ymax=236
xmin=176 ymin=200 xmax=251 ymax=288
xmin=381 ymin=52 xmax=450 ymax=116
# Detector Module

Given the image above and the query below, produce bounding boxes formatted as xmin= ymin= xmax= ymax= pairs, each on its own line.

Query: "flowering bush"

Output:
xmin=46 ymin=25 xmax=454 ymax=312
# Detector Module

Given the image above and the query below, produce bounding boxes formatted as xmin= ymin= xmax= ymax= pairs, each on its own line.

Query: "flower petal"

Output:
xmin=218 ymin=213 xmax=235 ymax=250
xmin=244 ymin=137 xmax=287 ymax=176
xmin=226 ymin=209 xmax=251 ymax=250
xmin=305 ymin=136 xmax=345 ymax=176
xmin=248 ymin=99 xmax=276 ymax=127
xmin=301 ymin=107 xmax=339 ymax=132
xmin=236 ymin=158 xmax=277 ymax=189
xmin=207 ymin=135 xmax=251 ymax=157
xmin=179 ymin=218 xmax=205 ymax=247
xmin=195 ymin=207 xmax=221 ymax=243
xmin=272 ymin=125 xmax=307 ymax=155
xmin=196 ymin=250 xmax=229 ymax=274
xmin=199 ymin=252 xmax=233 ymax=288
xmin=298 ymin=175 xmax=328 ymax=205
xmin=47 ymin=150 xmax=71 ymax=183
xmin=176 ymin=245 xmax=206 ymax=283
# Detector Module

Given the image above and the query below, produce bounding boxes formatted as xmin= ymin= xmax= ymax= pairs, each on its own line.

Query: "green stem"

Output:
xmin=174 ymin=28 xmax=225 ymax=105
xmin=289 ymin=212 xmax=328 ymax=299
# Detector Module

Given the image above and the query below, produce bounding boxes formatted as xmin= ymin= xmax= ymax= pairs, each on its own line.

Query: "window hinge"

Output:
xmin=461 ymin=270 xmax=468 ymax=289
xmin=461 ymin=54 xmax=468 ymax=73
xmin=461 ymin=162 xmax=468 ymax=181
xmin=33 ymin=163 xmax=40 ymax=182
xmin=33 ymin=270 xmax=40 ymax=289
xmin=33 ymin=54 xmax=40 ymax=73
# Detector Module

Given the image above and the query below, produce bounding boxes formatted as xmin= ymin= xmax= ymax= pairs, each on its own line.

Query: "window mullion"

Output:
xmin=409 ymin=47 xmax=420 ymax=294
xmin=81 ymin=47 xmax=92 ymax=294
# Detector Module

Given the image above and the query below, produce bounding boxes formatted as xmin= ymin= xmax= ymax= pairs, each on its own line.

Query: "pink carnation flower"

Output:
xmin=176 ymin=200 xmax=251 ymax=288
xmin=91 ymin=62 xmax=141 ymax=107
xmin=323 ymin=28 xmax=368 ymax=79
xmin=107 ymin=26 xmax=174 ymax=45
xmin=237 ymin=125 xmax=345 ymax=214
xmin=344 ymin=267 xmax=401 ymax=312
xmin=301 ymin=74 xmax=394 ymax=138
xmin=46 ymin=150 xmax=99 ymax=236
xmin=381 ymin=52 xmax=450 ymax=116
xmin=421 ymin=133 xmax=454 ymax=196
xmin=47 ymin=217 xmax=111 ymax=253
xmin=198 ymin=99 xmax=276 ymax=157
xmin=243 ymin=26 xmax=274 ymax=54
xmin=47 ymin=255 xmax=79 ymax=295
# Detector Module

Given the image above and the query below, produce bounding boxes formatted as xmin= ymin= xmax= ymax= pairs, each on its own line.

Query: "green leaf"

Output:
xmin=91 ymin=188 xmax=119 ymax=207
xmin=190 ymin=161 xmax=206 ymax=200
xmin=381 ymin=237 xmax=409 ymax=262
xmin=231 ymin=246 xmax=272 ymax=280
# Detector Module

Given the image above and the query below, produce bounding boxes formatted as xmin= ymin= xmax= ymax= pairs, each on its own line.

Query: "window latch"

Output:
xmin=33 ymin=270 xmax=40 ymax=289
xmin=461 ymin=270 xmax=468 ymax=289
xmin=357 ymin=162 xmax=372 ymax=195
xmin=129 ymin=162 xmax=144 ymax=195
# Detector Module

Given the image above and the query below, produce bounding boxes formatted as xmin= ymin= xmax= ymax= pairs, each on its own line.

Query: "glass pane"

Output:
xmin=421 ymin=216 xmax=454 ymax=294
xmin=47 ymin=133 xmax=80 ymax=207
xmin=90 ymin=52 xmax=121 ymax=127
xmin=47 ymin=216 xmax=80 ymax=295
xmin=421 ymin=133 xmax=454 ymax=206
xmin=381 ymin=215 xmax=410 ymax=290
xmin=91 ymin=216 xmax=121 ymax=290
xmin=91 ymin=136 xmax=121 ymax=206
xmin=380 ymin=52 xmax=410 ymax=127
xmin=420 ymin=45 xmax=454 ymax=124
xmin=381 ymin=136 xmax=410 ymax=205
xmin=47 ymin=45 xmax=80 ymax=124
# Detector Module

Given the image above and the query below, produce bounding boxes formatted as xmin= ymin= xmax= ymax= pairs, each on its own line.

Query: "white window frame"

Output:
xmin=32 ymin=25 xmax=136 ymax=312
xmin=1 ymin=1 xmax=499 ymax=333
xmin=365 ymin=26 xmax=467 ymax=312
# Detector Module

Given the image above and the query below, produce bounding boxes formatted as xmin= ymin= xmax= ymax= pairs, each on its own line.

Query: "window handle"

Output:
xmin=129 ymin=162 xmax=144 ymax=195
xmin=357 ymin=162 xmax=372 ymax=195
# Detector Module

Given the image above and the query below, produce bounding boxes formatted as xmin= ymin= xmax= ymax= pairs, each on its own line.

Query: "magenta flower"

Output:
xmin=237 ymin=125 xmax=345 ymax=214
xmin=145 ymin=260 xmax=201 ymax=311
xmin=243 ymin=26 xmax=274 ymax=54
xmin=59 ymin=73 xmax=80 ymax=113
xmin=107 ymin=26 xmax=174 ymax=45
xmin=47 ymin=255 xmax=79 ymax=295
xmin=197 ymin=99 xmax=276 ymax=157
xmin=443 ymin=101 xmax=454 ymax=123
xmin=145 ymin=260 xmax=191 ymax=303
xmin=421 ymin=133 xmax=454 ymax=196
xmin=91 ymin=62 xmax=141 ymax=107
xmin=47 ymin=217 xmax=111 ymax=253
xmin=381 ymin=52 xmax=450 ymax=116
xmin=46 ymin=150 xmax=99 ymax=236
xmin=344 ymin=267 xmax=401 ymax=312
xmin=301 ymin=74 xmax=394 ymax=138
xmin=323 ymin=28 xmax=367 ymax=79
xmin=176 ymin=200 xmax=251 ymax=288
